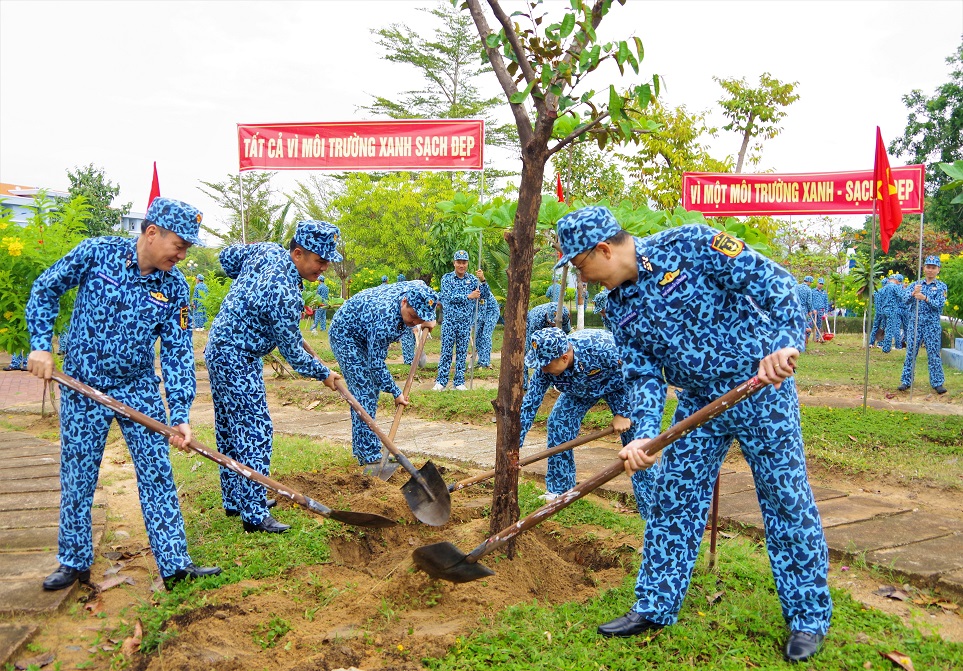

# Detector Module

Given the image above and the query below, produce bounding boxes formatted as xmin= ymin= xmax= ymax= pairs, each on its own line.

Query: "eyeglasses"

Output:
xmin=571 ymin=245 xmax=598 ymax=272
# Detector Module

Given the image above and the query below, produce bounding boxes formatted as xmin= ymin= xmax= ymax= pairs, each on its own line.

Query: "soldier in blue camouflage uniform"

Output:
xmin=545 ymin=279 xmax=562 ymax=302
xmin=329 ymin=281 xmax=438 ymax=470
xmin=524 ymin=301 xmax=571 ymax=386
xmin=473 ymin=293 xmax=500 ymax=368
xmin=794 ymin=276 xmax=813 ymax=344
xmin=310 ymin=275 xmax=330 ymax=332
xmin=555 ymin=206 xmax=831 ymax=663
xmin=812 ymin=278 xmax=830 ymax=329
xmin=895 ymin=275 xmax=910 ymax=348
xmin=878 ymin=275 xmax=905 ymax=353
xmin=521 ymin=327 xmax=659 ymax=512
xmin=899 ymin=256 xmax=948 ymax=394
xmin=5 ymin=350 xmax=27 ymax=371
xmin=592 ymin=288 xmax=610 ymax=329
xmin=868 ymin=279 xmax=886 ymax=348
xmin=25 ymin=197 xmax=221 ymax=591
xmin=191 ymin=274 xmax=208 ymax=331
xmin=205 ymin=221 xmax=343 ymax=534
xmin=433 ymin=250 xmax=489 ymax=391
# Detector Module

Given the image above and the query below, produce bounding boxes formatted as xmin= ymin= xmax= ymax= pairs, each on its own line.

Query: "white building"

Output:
xmin=0 ymin=182 xmax=144 ymax=233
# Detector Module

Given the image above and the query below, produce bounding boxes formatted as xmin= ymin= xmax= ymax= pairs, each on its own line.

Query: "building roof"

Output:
xmin=0 ymin=182 xmax=69 ymax=198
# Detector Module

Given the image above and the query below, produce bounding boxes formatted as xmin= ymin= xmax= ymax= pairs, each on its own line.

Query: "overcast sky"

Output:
xmin=1 ymin=0 xmax=960 ymax=238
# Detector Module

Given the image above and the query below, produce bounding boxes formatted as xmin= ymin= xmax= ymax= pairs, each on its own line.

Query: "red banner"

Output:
xmin=237 ymin=120 xmax=484 ymax=172
xmin=681 ymin=166 xmax=925 ymax=216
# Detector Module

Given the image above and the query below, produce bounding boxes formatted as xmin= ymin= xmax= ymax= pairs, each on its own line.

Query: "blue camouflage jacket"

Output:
xmin=315 ymin=282 xmax=330 ymax=306
xmin=527 ymin=302 xmax=572 ymax=335
xmin=26 ymin=237 xmax=196 ymax=424
xmin=903 ymin=278 xmax=947 ymax=321
xmin=209 ymin=243 xmax=331 ymax=380
xmin=329 ymin=282 xmax=430 ymax=397
xmin=811 ymin=287 xmax=830 ymax=312
xmin=191 ymin=281 xmax=208 ymax=309
xmin=545 ymin=283 xmax=561 ymax=302
xmin=606 ymin=225 xmax=804 ymax=438
xmin=439 ymin=271 xmax=490 ymax=322
xmin=793 ymin=283 xmax=812 ymax=319
xmin=518 ymin=329 xmax=632 ymax=446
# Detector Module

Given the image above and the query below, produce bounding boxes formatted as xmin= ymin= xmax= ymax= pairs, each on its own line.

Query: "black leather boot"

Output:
xmin=597 ymin=611 xmax=662 ymax=638
xmin=163 ymin=563 xmax=223 ymax=590
xmin=42 ymin=564 xmax=90 ymax=591
xmin=783 ymin=631 xmax=824 ymax=662
xmin=242 ymin=514 xmax=290 ymax=534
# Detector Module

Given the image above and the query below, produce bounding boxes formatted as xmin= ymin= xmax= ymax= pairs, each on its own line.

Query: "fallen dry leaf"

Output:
xmin=84 ymin=599 xmax=103 ymax=615
xmin=937 ymin=602 xmax=959 ymax=611
xmin=14 ymin=652 xmax=55 ymax=669
xmin=706 ymin=591 xmax=724 ymax=605
xmin=848 ymin=435 xmax=858 ymax=442
xmin=94 ymin=574 xmax=135 ymax=593
xmin=873 ymin=585 xmax=909 ymax=601
xmin=881 ymin=650 xmax=915 ymax=671
xmin=306 ymin=400 xmax=321 ymax=410
xmin=120 ymin=620 xmax=143 ymax=656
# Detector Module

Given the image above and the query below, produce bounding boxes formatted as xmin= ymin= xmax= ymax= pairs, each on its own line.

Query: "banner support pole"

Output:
xmin=862 ymin=200 xmax=878 ymax=412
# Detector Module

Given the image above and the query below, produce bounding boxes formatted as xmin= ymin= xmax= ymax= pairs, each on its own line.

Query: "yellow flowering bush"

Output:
xmin=0 ymin=193 xmax=89 ymax=355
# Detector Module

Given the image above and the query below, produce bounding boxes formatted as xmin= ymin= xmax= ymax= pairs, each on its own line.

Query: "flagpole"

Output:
xmin=862 ymin=199 xmax=877 ymax=412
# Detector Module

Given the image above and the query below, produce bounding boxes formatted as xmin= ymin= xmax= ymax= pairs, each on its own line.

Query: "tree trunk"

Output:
xmin=489 ymin=136 xmax=550 ymax=548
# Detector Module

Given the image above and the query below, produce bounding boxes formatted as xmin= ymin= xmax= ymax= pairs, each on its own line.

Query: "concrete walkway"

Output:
xmin=1 ymin=364 xmax=961 ymax=661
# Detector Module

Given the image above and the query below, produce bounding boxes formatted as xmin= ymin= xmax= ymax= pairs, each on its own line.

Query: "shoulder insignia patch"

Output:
xmin=179 ymin=306 xmax=190 ymax=330
xmin=149 ymin=291 xmax=169 ymax=303
xmin=587 ymin=368 xmax=601 ymax=376
xmin=658 ymin=269 xmax=680 ymax=286
xmin=639 ymin=255 xmax=653 ymax=272
xmin=711 ymin=232 xmax=744 ymax=258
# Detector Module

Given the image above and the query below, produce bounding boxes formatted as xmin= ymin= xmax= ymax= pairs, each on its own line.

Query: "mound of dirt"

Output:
xmin=136 ymin=466 xmax=640 ymax=670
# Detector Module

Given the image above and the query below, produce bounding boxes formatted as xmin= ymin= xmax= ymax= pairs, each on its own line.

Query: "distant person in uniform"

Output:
xmin=433 ymin=250 xmax=489 ymax=391
xmin=310 ymin=275 xmax=330 ymax=333
xmin=898 ymin=256 xmax=948 ymax=394
xmin=191 ymin=274 xmax=208 ymax=331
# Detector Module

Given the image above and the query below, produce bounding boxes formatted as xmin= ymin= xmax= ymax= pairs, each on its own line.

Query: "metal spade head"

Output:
xmin=822 ymin=333 xmax=835 ymax=342
xmin=412 ymin=542 xmax=495 ymax=583
xmin=401 ymin=460 xmax=451 ymax=526
xmin=327 ymin=510 xmax=398 ymax=528
xmin=363 ymin=457 xmax=401 ymax=480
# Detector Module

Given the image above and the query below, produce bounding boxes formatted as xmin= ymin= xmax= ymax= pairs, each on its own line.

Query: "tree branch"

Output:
xmin=547 ymin=112 xmax=609 ymax=157
xmin=466 ymin=0 xmax=533 ymax=146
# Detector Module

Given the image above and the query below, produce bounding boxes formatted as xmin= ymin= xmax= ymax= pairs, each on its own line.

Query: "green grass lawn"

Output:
xmin=116 ymin=436 xmax=962 ymax=669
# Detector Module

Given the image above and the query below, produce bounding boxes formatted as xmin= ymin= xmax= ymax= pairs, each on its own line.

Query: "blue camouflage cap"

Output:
xmin=803 ymin=276 xmax=814 ymax=283
xmin=925 ymin=255 xmax=941 ymax=267
xmin=892 ymin=274 xmax=903 ymax=282
xmin=453 ymin=250 xmax=469 ymax=261
xmin=524 ymin=327 xmax=570 ymax=369
xmin=555 ymin=206 xmax=622 ymax=270
xmin=397 ymin=273 xmax=406 ymax=282
xmin=382 ymin=275 xmax=388 ymax=283
xmin=293 ymin=220 xmax=343 ymax=262
xmin=145 ymin=197 xmax=204 ymax=246
xmin=817 ymin=277 xmax=825 ymax=284
xmin=196 ymin=274 xmax=204 ymax=281
xmin=403 ymin=281 xmax=439 ymax=322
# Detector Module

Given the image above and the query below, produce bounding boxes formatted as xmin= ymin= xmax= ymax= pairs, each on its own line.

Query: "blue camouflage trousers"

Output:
xmin=329 ymin=330 xmax=384 ymax=465
xmin=436 ymin=318 xmax=471 ymax=387
xmin=630 ymin=379 xmax=832 ymax=635
xmin=57 ymin=377 xmax=191 ymax=577
xmin=9 ymin=351 xmax=27 ymax=370
xmin=192 ymin=309 xmax=207 ymax=330
xmin=900 ymin=317 xmax=945 ymax=388
xmin=312 ymin=308 xmax=327 ymax=332
xmin=870 ymin=310 xmax=884 ymax=346
xmin=206 ymin=344 xmax=275 ymax=525
xmin=545 ymin=393 xmax=659 ymax=519
xmin=880 ymin=313 xmax=903 ymax=353
xmin=401 ymin=327 xmax=415 ymax=364
xmin=474 ymin=317 xmax=496 ymax=367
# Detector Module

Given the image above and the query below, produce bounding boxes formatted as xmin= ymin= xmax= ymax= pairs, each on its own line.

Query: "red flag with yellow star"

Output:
xmin=874 ymin=127 xmax=902 ymax=253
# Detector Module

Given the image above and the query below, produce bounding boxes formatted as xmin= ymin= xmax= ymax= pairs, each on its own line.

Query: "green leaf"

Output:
xmin=652 ymin=73 xmax=661 ymax=98
xmin=560 ymin=13 xmax=576 ymax=38
xmin=485 ymin=33 xmax=501 ymax=49
xmin=617 ymin=41 xmax=629 ymax=67
xmin=546 ymin=22 xmax=561 ymax=40
xmin=608 ymin=85 xmax=623 ymax=116
xmin=634 ymin=37 xmax=644 ymax=61
xmin=510 ymin=79 xmax=537 ymax=104
xmin=636 ymin=83 xmax=651 ymax=109
xmin=541 ymin=63 xmax=552 ymax=87
xmin=578 ymin=47 xmax=591 ymax=71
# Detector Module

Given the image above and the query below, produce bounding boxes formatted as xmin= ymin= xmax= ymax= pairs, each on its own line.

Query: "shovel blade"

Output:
xmin=327 ymin=510 xmax=398 ymax=528
xmin=363 ymin=456 xmax=401 ymax=481
xmin=401 ymin=460 xmax=451 ymax=527
xmin=412 ymin=542 xmax=495 ymax=583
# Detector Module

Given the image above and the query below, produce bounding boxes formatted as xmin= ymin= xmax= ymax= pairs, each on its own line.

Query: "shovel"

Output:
xmin=372 ymin=328 xmax=430 ymax=480
xmin=333 ymin=379 xmax=451 ymax=526
xmin=448 ymin=427 xmax=615 ymax=494
xmin=50 ymin=371 xmax=396 ymax=529
xmin=413 ymin=375 xmax=770 ymax=583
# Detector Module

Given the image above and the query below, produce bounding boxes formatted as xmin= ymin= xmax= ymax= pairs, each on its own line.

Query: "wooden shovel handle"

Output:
xmin=50 ymin=371 xmax=332 ymax=516
xmin=464 ymin=376 xmax=769 ymax=565
xmin=449 ymin=427 xmax=615 ymax=493
xmin=388 ymin=327 xmax=429 ymax=441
